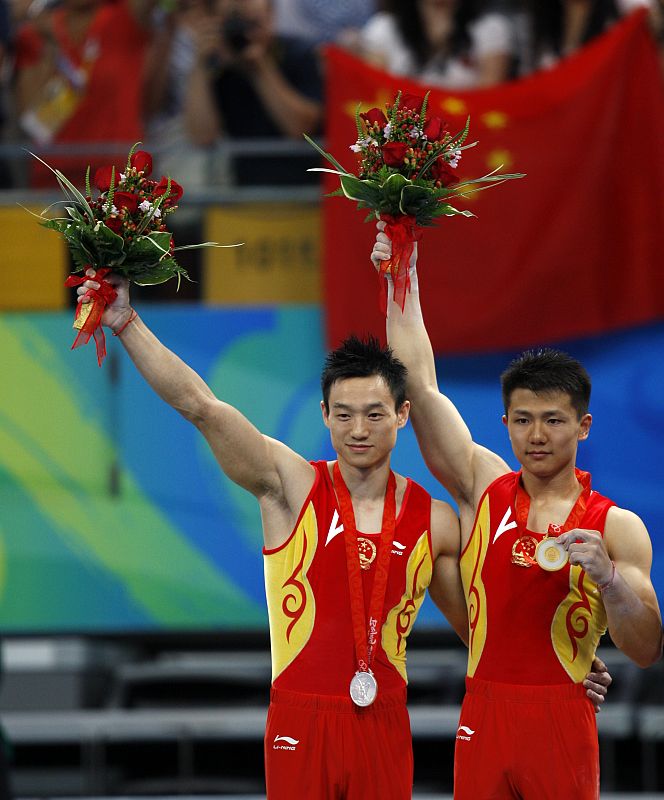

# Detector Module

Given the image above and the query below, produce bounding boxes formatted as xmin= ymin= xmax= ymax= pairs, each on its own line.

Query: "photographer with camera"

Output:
xmin=182 ymin=0 xmax=322 ymax=185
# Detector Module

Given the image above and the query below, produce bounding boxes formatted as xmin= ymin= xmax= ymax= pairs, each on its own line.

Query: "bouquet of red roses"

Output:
xmin=31 ymin=144 xmax=233 ymax=365
xmin=305 ymin=91 xmax=524 ymax=309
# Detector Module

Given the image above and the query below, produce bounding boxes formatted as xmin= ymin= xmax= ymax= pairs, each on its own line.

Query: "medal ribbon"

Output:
xmin=515 ymin=468 xmax=592 ymax=564
xmin=378 ymin=214 xmax=422 ymax=315
xmin=333 ymin=462 xmax=396 ymax=674
xmin=64 ymin=267 xmax=117 ymax=366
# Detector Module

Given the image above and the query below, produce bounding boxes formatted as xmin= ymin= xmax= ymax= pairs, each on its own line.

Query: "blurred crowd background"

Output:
xmin=0 ymin=0 xmax=662 ymax=192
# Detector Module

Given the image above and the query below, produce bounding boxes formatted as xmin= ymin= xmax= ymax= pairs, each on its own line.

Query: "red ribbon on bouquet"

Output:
xmin=64 ymin=267 xmax=117 ymax=366
xmin=378 ymin=214 xmax=422 ymax=314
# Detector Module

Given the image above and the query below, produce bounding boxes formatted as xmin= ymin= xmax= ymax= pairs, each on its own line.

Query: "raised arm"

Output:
xmin=78 ymin=271 xmax=315 ymax=548
xmin=372 ymin=224 xmax=508 ymax=511
xmin=558 ymin=508 xmax=663 ymax=668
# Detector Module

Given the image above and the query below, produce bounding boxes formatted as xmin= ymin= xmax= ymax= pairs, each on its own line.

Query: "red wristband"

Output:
xmin=598 ymin=561 xmax=616 ymax=592
xmin=113 ymin=310 xmax=137 ymax=337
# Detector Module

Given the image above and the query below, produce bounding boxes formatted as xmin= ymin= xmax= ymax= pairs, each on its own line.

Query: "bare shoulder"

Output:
xmin=605 ymin=505 xmax=653 ymax=564
xmin=468 ymin=444 xmax=511 ymax=508
xmin=430 ymin=498 xmax=461 ymax=559
xmin=265 ymin=436 xmax=317 ymax=506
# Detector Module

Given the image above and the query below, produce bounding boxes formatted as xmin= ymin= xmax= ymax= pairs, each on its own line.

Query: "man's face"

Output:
xmin=321 ymin=376 xmax=409 ymax=470
xmin=503 ymin=388 xmax=591 ymax=478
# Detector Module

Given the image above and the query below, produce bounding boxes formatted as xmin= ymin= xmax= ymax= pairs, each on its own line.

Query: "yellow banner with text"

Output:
xmin=204 ymin=202 xmax=321 ymax=304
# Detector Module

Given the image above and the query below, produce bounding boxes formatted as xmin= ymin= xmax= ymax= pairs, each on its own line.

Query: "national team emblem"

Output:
xmin=511 ymin=535 xmax=538 ymax=567
xmin=357 ymin=537 xmax=377 ymax=570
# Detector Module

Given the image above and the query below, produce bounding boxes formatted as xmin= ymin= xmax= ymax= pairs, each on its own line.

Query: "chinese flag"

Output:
xmin=321 ymin=11 xmax=664 ymax=353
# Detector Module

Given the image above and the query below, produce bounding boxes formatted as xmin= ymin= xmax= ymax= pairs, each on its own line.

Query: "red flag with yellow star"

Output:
xmin=321 ymin=10 xmax=664 ymax=353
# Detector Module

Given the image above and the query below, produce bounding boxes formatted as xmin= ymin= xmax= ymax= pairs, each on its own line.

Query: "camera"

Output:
xmin=222 ymin=12 xmax=255 ymax=53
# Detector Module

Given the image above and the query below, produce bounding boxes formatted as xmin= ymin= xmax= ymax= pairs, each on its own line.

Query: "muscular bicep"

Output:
xmin=197 ymin=396 xmax=314 ymax=510
xmin=410 ymin=387 xmax=509 ymax=505
xmin=428 ymin=500 xmax=468 ymax=644
xmin=605 ymin=507 xmax=662 ymax=616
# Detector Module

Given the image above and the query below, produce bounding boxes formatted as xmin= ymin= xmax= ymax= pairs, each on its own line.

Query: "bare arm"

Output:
xmin=558 ymin=508 xmax=663 ymax=668
xmin=373 ymin=225 xmax=508 ymax=509
xmin=427 ymin=499 xmax=468 ymax=644
xmin=183 ymin=11 xmax=226 ymax=146
xmin=78 ymin=272 xmax=314 ymax=546
xmin=246 ymin=55 xmax=321 ymax=138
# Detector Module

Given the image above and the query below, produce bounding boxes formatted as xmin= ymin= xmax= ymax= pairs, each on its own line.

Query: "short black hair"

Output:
xmin=501 ymin=348 xmax=591 ymax=418
xmin=321 ymin=335 xmax=407 ymax=412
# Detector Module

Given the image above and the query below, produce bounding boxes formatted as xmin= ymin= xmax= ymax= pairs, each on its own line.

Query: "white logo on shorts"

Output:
xmin=273 ymin=734 xmax=299 ymax=750
xmin=456 ymin=725 xmax=476 ymax=741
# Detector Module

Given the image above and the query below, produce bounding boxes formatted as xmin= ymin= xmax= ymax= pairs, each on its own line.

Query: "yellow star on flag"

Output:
xmin=439 ymin=97 xmax=468 ymax=116
xmin=486 ymin=149 xmax=514 ymax=171
xmin=481 ymin=111 xmax=509 ymax=129
xmin=344 ymin=89 xmax=393 ymax=121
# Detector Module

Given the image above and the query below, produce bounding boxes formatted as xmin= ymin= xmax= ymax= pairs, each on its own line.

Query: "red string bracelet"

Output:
xmin=598 ymin=561 xmax=616 ymax=593
xmin=113 ymin=310 xmax=138 ymax=337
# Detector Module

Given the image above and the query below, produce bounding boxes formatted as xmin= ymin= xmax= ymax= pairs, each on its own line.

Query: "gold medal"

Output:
xmin=357 ymin=537 xmax=377 ymax=570
xmin=511 ymin=535 xmax=538 ymax=567
xmin=535 ymin=538 xmax=569 ymax=571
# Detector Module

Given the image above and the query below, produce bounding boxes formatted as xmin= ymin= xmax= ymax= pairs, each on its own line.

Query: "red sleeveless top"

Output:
xmin=264 ymin=461 xmax=433 ymax=696
xmin=460 ymin=470 xmax=615 ymax=685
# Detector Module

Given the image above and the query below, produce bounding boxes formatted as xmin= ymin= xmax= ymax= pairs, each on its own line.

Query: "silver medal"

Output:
xmin=350 ymin=670 xmax=378 ymax=707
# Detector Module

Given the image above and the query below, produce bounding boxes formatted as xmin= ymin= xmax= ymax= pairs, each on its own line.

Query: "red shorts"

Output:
xmin=264 ymin=686 xmax=413 ymax=799
xmin=454 ymin=677 xmax=599 ymax=800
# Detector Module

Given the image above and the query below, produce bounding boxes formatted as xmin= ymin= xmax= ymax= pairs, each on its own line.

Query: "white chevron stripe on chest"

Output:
xmin=492 ymin=506 xmax=517 ymax=544
xmin=325 ymin=510 xmax=406 ymax=550
xmin=326 ymin=510 xmax=345 ymax=546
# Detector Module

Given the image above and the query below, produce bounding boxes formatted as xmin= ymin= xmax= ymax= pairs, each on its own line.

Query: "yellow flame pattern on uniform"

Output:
xmin=460 ymin=496 xmax=490 ymax=677
xmin=382 ymin=533 xmax=433 ymax=682
xmin=264 ymin=502 xmax=317 ymax=682
xmin=551 ymin=564 xmax=607 ymax=682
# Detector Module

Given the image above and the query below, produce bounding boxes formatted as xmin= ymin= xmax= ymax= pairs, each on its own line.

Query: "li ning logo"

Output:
xmin=456 ymin=725 xmax=475 ymax=742
xmin=273 ymin=734 xmax=300 ymax=751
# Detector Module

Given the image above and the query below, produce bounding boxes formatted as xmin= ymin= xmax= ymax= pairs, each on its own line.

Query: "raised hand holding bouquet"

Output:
xmin=31 ymin=145 xmax=234 ymax=365
xmin=305 ymin=91 xmax=524 ymax=310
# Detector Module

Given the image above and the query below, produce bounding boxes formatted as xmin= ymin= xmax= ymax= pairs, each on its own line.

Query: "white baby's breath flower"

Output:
xmin=410 ymin=126 xmax=421 ymax=139
xmin=153 ymin=208 xmax=162 ymax=219
xmin=449 ymin=149 xmax=462 ymax=169
xmin=350 ymin=143 xmax=363 ymax=153
xmin=139 ymin=200 xmax=151 ymax=212
xmin=383 ymin=122 xmax=392 ymax=139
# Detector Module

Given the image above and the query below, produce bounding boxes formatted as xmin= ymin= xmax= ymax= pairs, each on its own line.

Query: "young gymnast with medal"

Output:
xmin=373 ymin=222 xmax=663 ymax=800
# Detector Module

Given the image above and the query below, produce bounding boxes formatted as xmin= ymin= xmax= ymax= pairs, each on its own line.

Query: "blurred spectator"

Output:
xmin=358 ymin=0 xmax=514 ymax=88
xmin=143 ymin=0 xmax=223 ymax=190
xmin=0 ymin=0 xmax=13 ymax=187
xmin=517 ymin=0 xmax=661 ymax=73
xmin=13 ymin=0 xmax=154 ymax=187
xmin=182 ymin=0 xmax=323 ymax=186
xmin=272 ymin=0 xmax=377 ymax=47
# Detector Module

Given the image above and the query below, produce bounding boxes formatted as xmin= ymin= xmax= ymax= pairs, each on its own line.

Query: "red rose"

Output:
xmin=113 ymin=191 xmax=139 ymax=214
xmin=423 ymin=116 xmax=448 ymax=142
xmin=360 ymin=107 xmax=388 ymax=128
xmin=105 ymin=217 xmax=123 ymax=233
xmin=154 ymin=176 xmax=184 ymax=204
xmin=399 ymin=93 xmax=425 ymax=113
xmin=382 ymin=141 xmax=409 ymax=167
xmin=130 ymin=150 xmax=153 ymax=176
xmin=430 ymin=158 xmax=459 ymax=187
xmin=94 ymin=165 xmax=119 ymax=192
